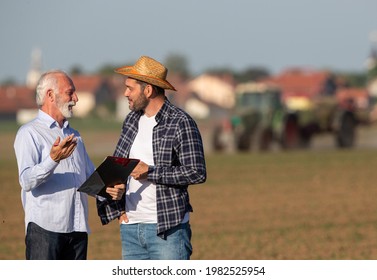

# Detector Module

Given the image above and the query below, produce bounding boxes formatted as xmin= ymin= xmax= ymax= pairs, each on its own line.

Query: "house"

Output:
xmin=0 ymin=85 xmax=37 ymax=123
xmin=71 ymin=75 xmax=114 ymax=118
xmin=185 ymin=74 xmax=236 ymax=120
xmin=261 ymin=68 xmax=370 ymax=113
xmin=0 ymin=74 xmax=117 ymax=124
xmin=262 ymin=68 xmax=337 ymax=102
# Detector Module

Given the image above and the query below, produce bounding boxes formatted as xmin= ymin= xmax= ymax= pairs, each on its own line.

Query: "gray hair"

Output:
xmin=35 ymin=70 xmax=68 ymax=106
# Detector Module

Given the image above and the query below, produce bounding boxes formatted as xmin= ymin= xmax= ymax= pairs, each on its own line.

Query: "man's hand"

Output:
xmin=118 ymin=212 xmax=129 ymax=224
xmin=131 ymin=161 xmax=149 ymax=180
xmin=106 ymin=183 xmax=125 ymax=200
xmin=50 ymin=134 xmax=77 ymax=162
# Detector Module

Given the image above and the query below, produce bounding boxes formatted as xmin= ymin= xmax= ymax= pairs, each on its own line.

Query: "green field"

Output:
xmin=1 ymin=120 xmax=377 ymax=260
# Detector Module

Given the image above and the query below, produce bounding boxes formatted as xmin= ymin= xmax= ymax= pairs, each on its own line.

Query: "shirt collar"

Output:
xmin=38 ymin=109 xmax=69 ymax=129
xmin=155 ymin=98 xmax=171 ymax=123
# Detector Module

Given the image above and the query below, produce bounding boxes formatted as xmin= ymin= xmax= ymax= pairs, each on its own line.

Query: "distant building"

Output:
xmin=0 ymin=74 xmax=117 ymax=123
xmin=71 ymin=75 xmax=114 ymax=118
xmin=262 ymin=68 xmax=337 ymax=101
xmin=366 ymin=33 xmax=377 ymax=97
xmin=26 ymin=48 xmax=43 ymax=89
xmin=185 ymin=74 xmax=235 ymax=120
xmin=0 ymin=85 xmax=37 ymax=122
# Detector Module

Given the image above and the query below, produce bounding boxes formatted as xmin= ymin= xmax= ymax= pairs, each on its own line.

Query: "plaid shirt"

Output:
xmin=97 ymin=98 xmax=206 ymax=237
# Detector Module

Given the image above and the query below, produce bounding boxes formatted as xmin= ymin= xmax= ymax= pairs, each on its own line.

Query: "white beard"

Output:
xmin=57 ymin=100 xmax=75 ymax=118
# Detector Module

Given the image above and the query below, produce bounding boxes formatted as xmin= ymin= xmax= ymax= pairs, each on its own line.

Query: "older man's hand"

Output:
xmin=50 ymin=134 xmax=77 ymax=163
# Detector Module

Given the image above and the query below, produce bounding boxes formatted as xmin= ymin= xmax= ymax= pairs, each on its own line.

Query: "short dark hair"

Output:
xmin=136 ymin=80 xmax=164 ymax=95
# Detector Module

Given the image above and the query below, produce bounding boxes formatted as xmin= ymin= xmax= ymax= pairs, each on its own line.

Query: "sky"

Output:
xmin=0 ymin=0 xmax=377 ymax=84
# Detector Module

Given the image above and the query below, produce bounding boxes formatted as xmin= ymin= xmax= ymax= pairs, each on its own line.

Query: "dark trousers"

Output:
xmin=25 ymin=222 xmax=88 ymax=260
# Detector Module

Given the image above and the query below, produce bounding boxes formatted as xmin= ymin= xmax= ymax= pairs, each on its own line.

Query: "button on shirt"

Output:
xmin=14 ymin=110 xmax=95 ymax=234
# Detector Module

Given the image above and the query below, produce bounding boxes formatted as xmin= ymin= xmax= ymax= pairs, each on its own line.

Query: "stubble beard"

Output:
xmin=130 ymin=92 xmax=149 ymax=112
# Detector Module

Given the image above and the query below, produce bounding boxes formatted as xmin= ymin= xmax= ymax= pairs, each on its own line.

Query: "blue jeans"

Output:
xmin=25 ymin=222 xmax=88 ymax=260
xmin=120 ymin=222 xmax=192 ymax=260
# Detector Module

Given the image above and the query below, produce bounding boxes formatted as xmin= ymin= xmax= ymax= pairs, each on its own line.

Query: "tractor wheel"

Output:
xmin=281 ymin=115 xmax=300 ymax=149
xmin=257 ymin=128 xmax=273 ymax=151
xmin=236 ymin=130 xmax=252 ymax=151
xmin=336 ymin=113 xmax=356 ymax=148
xmin=212 ymin=125 xmax=226 ymax=151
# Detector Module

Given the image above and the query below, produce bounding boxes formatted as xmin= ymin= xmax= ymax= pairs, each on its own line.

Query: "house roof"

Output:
xmin=71 ymin=75 xmax=104 ymax=93
xmin=336 ymin=87 xmax=369 ymax=109
xmin=187 ymin=74 xmax=235 ymax=108
xmin=0 ymin=75 xmax=107 ymax=115
xmin=0 ymin=86 xmax=36 ymax=113
xmin=262 ymin=68 xmax=331 ymax=98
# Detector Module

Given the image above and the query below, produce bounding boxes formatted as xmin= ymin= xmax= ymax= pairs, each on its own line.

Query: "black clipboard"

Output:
xmin=78 ymin=156 xmax=139 ymax=199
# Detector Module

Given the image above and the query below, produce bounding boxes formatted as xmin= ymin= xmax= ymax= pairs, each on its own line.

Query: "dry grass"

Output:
xmin=190 ymin=152 xmax=377 ymax=259
xmin=2 ymin=127 xmax=377 ymax=260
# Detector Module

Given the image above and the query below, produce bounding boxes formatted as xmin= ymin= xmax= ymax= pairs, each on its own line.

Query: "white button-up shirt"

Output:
xmin=14 ymin=110 xmax=95 ymax=234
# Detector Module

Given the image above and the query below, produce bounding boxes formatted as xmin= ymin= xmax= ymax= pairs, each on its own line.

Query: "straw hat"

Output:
xmin=115 ymin=56 xmax=176 ymax=91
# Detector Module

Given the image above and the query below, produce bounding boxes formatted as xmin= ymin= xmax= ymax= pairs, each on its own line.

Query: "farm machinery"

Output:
xmin=212 ymin=69 xmax=371 ymax=152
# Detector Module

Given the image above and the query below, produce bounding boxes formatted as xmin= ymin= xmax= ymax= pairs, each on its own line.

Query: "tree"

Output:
xmin=97 ymin=61 xmax=135 ymax=76
xmin=97 ymin=64 xmax=119 ymax=76
xmin=204 ymin=66 xmax=270 ymax=83
xmin=164 ymin=53 xmax=190 ymax=78
xmin=70 ymin=65 xmax=84 ymax=75
xmin=0 ymin=78 xmax=18 ymax=86
xmin=235 ymin=67 xmax=270 ymax=83
xmin=336 ymin=71 xmax=367 ymax=88
xmin=367 ymin=64 xmax=377 ymax=82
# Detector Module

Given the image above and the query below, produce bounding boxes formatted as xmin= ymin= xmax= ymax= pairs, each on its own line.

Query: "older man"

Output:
xmin=14 ymin=70 xmax=124 ymax=259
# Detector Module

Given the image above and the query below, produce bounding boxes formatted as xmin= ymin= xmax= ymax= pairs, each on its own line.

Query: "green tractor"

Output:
xmin=213 ymin=81 xmax=365 ymax=152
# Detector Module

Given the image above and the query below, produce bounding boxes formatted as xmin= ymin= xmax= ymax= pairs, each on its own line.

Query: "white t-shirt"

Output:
xmin=126 ymin=114 xmax=157 ymax=223
xmin=124 ymin=113 xmax=189 ymax=225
